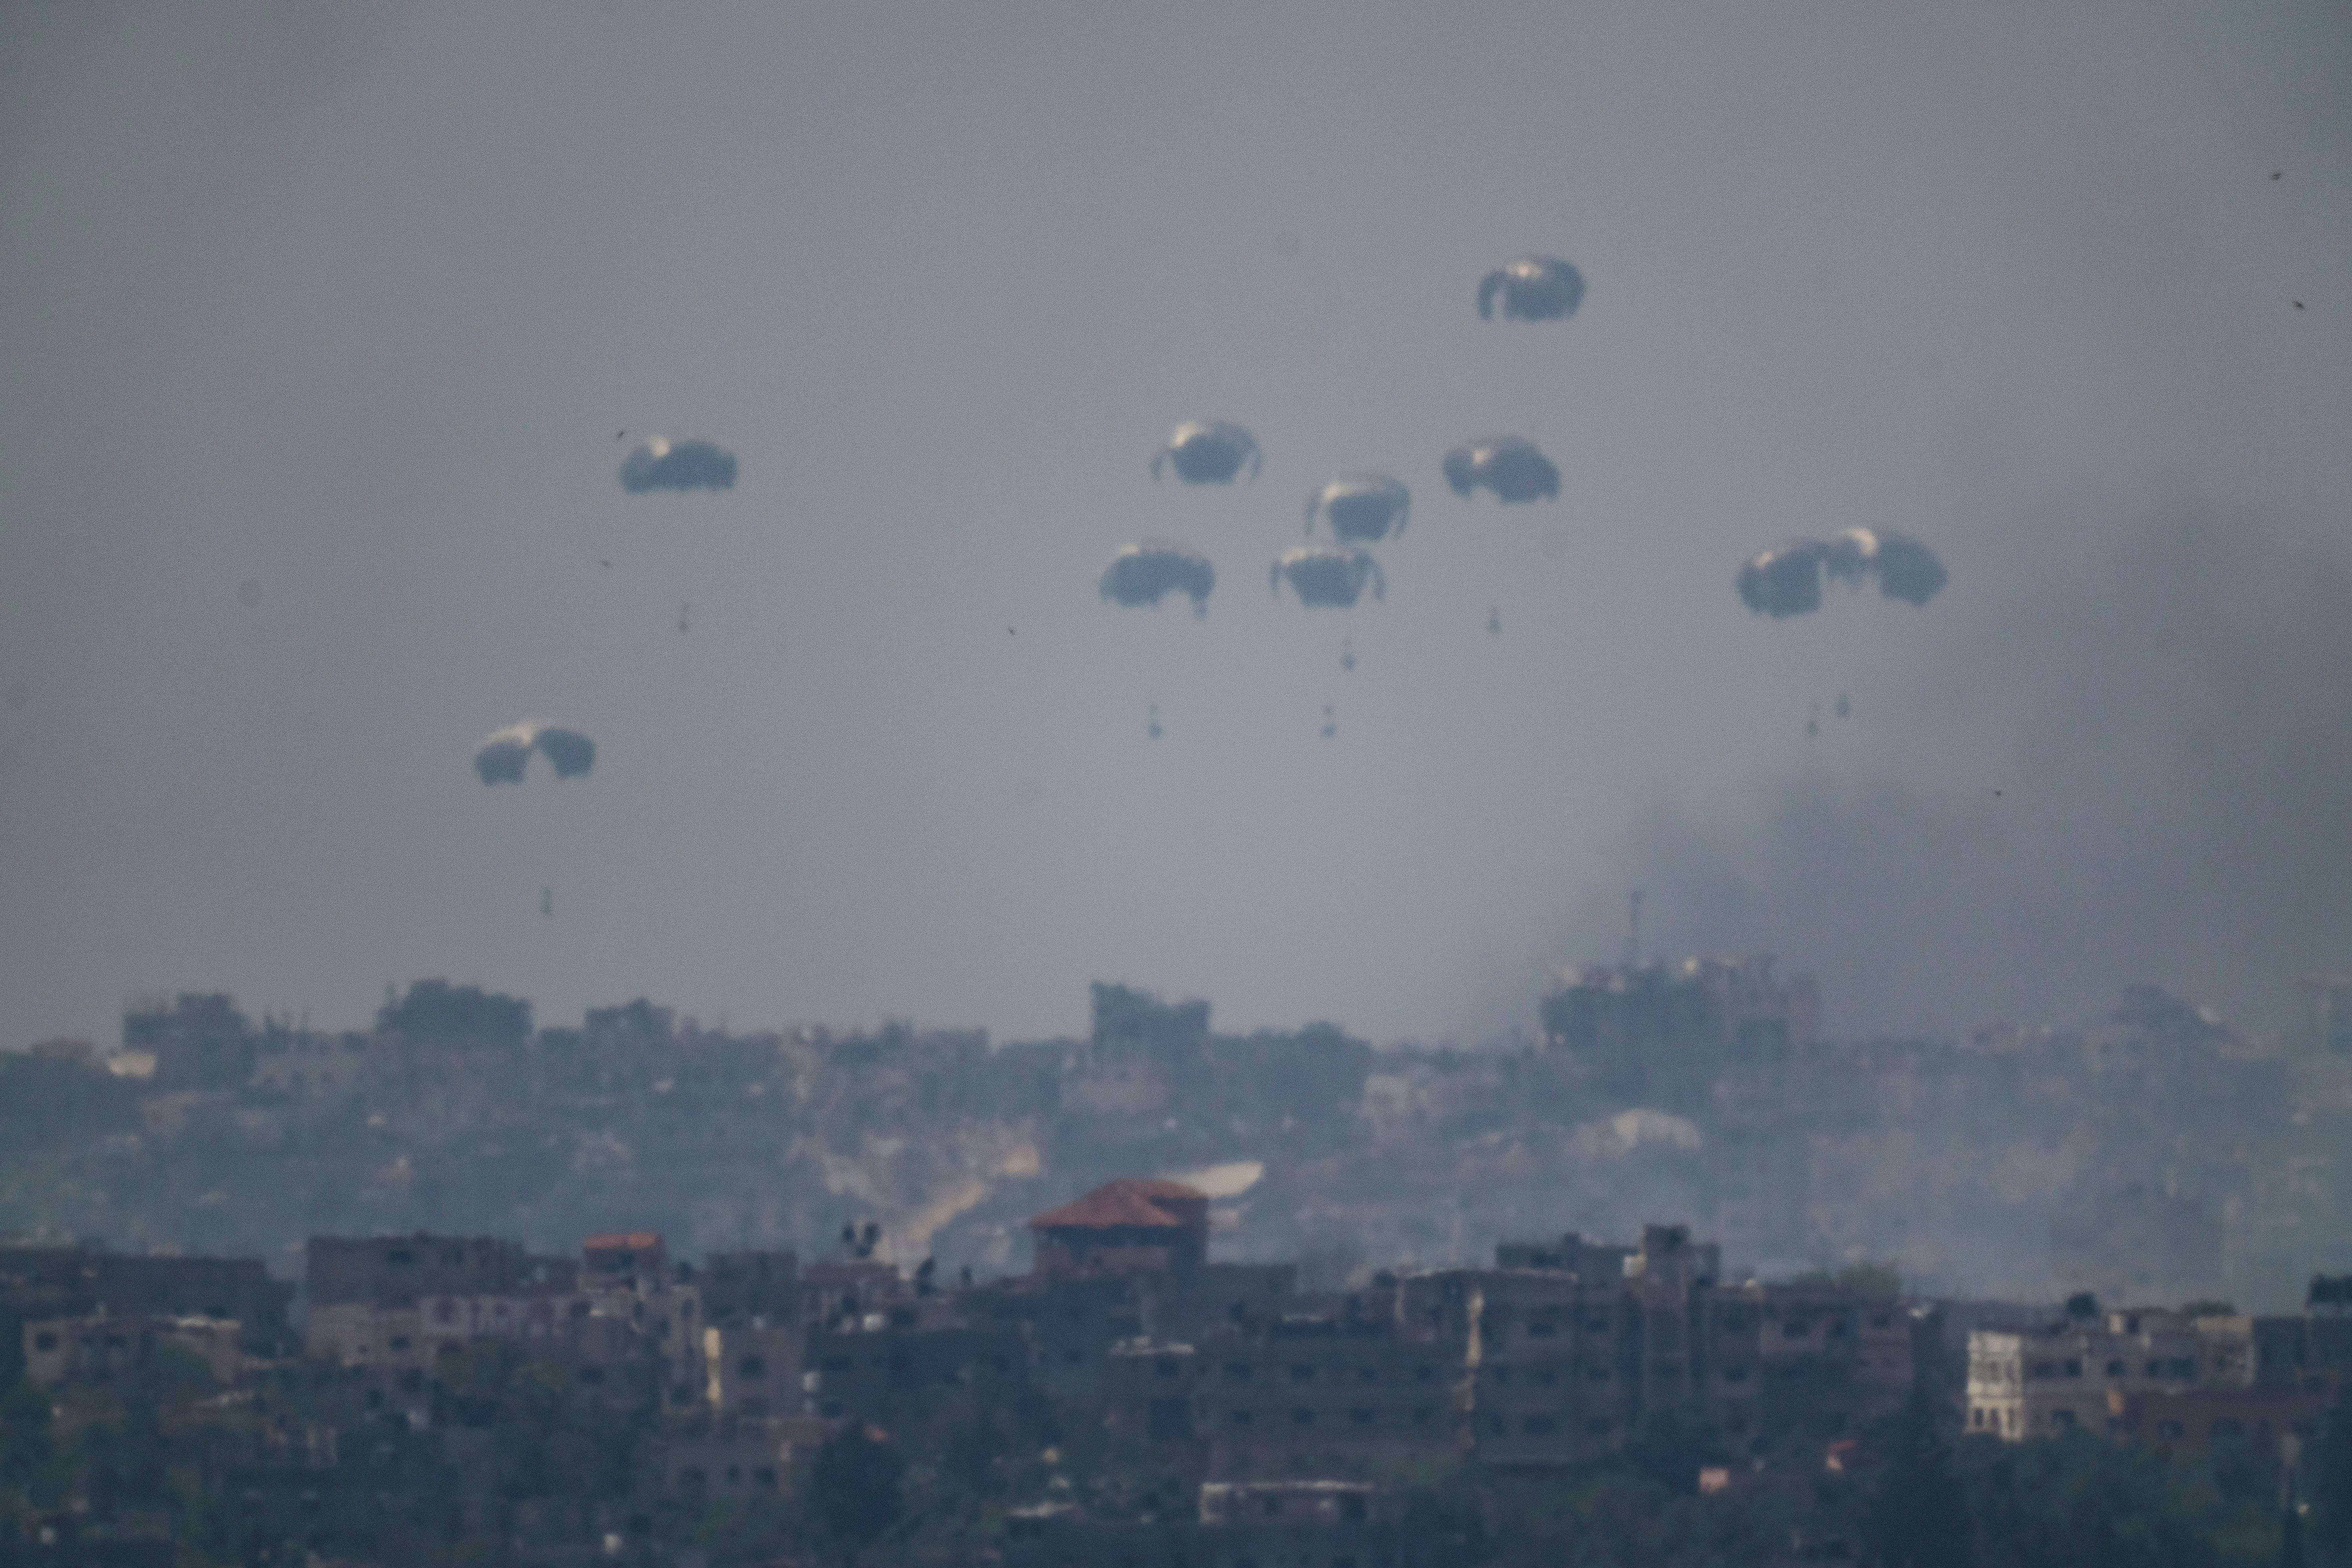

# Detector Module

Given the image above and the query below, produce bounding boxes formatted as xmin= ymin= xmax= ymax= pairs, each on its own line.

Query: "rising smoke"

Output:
xmin=1595 ymin=492 xmax=2352 ymax=1038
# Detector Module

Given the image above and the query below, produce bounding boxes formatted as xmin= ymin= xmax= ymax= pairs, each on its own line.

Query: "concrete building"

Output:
xmin=305 ymin=1234 xmax=575 ymax=1310
xmin=802 ymin=1317 xmax=1025 ymax=1421
xmin=1094 ymin=1215 xmax=1926 ymax=1473
xmin=1185 ymin=1312 xmax=1461 ymax=1466
xmin=304 ymin=1232 xmax=582 ymax=1375
xmin=1540 ymin=956 xmax=1819 ymax=1107
xmin=658 ymin=1418 xmax=835 ymax=1499
xmin=699 ymin=1250 xmax=802 ymax=1327
xmin=1029 ymin=1179 xmax=1210 ymax=1278
xmin=1966 ymin=1303 xmax=2350 ymax=1449
xmin=23 ymin=1313 xmax=246 ymax=1387
xmin=960 ymin=1181 xmax=1289 ymax=1393
xmin=702 ymin=1321 xmax=806 ymax=1417
xmin=0 ymin=1245 xmax=293 ymax=1353
xmin=577 ymin=1233 xmax=705 ymax=1409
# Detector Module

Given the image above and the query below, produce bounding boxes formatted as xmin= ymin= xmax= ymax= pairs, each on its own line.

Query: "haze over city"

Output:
xmin=4 ymin=1 xmax=2348 ymax=1049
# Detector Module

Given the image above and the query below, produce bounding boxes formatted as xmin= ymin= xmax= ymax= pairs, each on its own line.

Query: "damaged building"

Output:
xmin=1540 ymin=956 xmax=1820 ymax=1107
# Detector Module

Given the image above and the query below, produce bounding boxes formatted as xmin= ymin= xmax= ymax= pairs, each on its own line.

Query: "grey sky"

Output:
xmin=2 ymin=0 xmax=2346 ymax=1048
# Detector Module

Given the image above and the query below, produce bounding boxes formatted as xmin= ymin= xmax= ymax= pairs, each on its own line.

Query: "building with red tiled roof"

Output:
xmin=583 ymin=1232 xmax=665 ymax=1280
xmin=1028 ymin=1179 xmax=1209 ymax=1278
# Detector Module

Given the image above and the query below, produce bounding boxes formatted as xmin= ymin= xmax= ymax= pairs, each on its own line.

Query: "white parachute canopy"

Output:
xmin=474 ymin=720 xmax=596 ymax=784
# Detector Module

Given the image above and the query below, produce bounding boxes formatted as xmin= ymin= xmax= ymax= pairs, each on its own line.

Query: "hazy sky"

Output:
xmin=3 ymin=0 xmax=2346 ymax=1049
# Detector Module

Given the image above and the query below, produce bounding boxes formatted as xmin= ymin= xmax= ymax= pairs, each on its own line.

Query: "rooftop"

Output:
xmin=1028 ymin=1178 xmax=1206 ymax=1232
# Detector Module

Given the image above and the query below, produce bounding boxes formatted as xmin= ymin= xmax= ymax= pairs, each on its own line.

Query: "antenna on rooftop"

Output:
xmin=1626 ymin=889 xmax=1644 ymax=969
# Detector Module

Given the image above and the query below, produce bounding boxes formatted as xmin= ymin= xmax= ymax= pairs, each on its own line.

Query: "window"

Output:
xmin=738 ymin=1356 xmax=766 ymax=1380
xmin=1412 ymin=1406 xmax=1432 ymax=1424
xmin=2030 ymin=1361 xmax=2055 ymax=1379
xmin=1723 ymin=1366 xmax=1748 ymax=1384
xmin=1528 ymin=1319 xmax=1556 ymax=1338
xmin=1784 ymin=1321 xmax=1809 ymax=1339
xmin=726 ymin=1465 xmax=743 ymax=1484
xmin=31 ymin=1333 xmax=55 ymax=1352
xmin=754 ymin=1467 xmax=777 ymax=1487
xmin=1224 ymin=1363 xmax=1254 ymax=1382
xmin=1357 ymin=1365 xmax=1378 ymax=1383
xmin=2050 ymin=1409 xmax=2075 ymax=1430
xmin=1339 ymin=1495 xmax=1367 ymax=1523
xmin=436 ymin=1302 xmax=457 ymax=1324
xmin=1523 ymin=1415 xmax=1557 ymax=1435
xmin=1292 ymin=1408 xmax=1315 ymax=1427
xmin=1156 ymin=1358 xmax=1180 ymax=1378
xmin=2169 ymin=1359 xmax=2194 ymax=1378
xmin=1230 ymin=1410 xmax=1254 ymax=1428
xmin=389 ymin=1336 xmax=411 ymax=1352
xmin=2106 ymin=1360 xmax=2125 ymax=1377
xmin=1290 ymin=1364 xmax=1317 ymax=1382
xmin=2146 ymin=1360 xmax=2163 ymax=1377
xmin=1349 ymin=1408 xmax=1374 ymax=1427
xmin=2062 ymin=1360 xmax=2082 ymax=1378
xmin=1414 ymin=1365 xmax=1434 ymax=1382
xmin=1586 ymin=1417 xmax=1612 ymax=1436
xmin=578 ymin=1366 xmax=606 ymax=1385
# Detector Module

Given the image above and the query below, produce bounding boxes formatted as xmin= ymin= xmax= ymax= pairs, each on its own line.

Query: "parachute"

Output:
xmin=1272 ymin=543 xmax=1384 ymax=608
xmin=1306 ymin=474 xmax=1410 ymax=543
xmin=1844 ymin=528 xmax=1949 ymax=606
xmin=1738 ymin=529 xmax=1947 ymax=617
xmin=619 ymin=436 xmax=737 ymax=493
xmin=1442 ymin=436 xmax=1559 ymax=503
xmin=1476 ymin=256 xmax=1586 ymax=322
xmin=1153 ymin=421 xmax=1259 ymax=485
xmin=474 ymin=721 xmax=596 ymax=784
xmin=1102 ymin=542 xmax=1215 ymax=611
xmin=1737 ymin=543 xmax=1828 ymax=618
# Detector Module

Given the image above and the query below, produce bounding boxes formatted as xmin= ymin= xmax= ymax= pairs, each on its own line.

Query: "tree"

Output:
xmin=1864 ymin=1391 xmax=1973 ymax=1568
xmin=2309 ymin=1399 xmax=2352 ymax=1567
xmin=808 ymin=1426 xmax=905 ymax=1548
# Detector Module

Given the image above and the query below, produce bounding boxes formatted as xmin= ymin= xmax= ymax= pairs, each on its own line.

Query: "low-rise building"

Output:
xmin=802 ymin=1319 xmax=1025 ymax=1420
xmin=702 ymin=1321 xmax=806 ymax=1416
xmin=1966 ymin=1303 xmax=2347 ymax=1448
xmin=1 ymin=1245 xmax=293 ymax=1353
xmin=657 ymin=1418 xmax=835 ymax=1499
xmin=1188 ymin=1313 xmax=1460 ymax=1466
xmin=23 ymin=1313 xmax=246 ymax=1386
